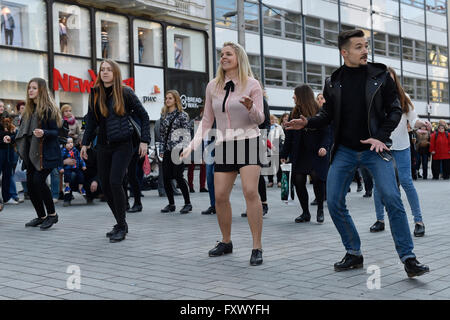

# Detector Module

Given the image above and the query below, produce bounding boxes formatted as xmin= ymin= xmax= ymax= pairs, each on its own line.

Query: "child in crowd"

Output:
xmin=59 ymin=137 xmax=87 ymax=206
xmin=61 ymin=104 xmax=82 ymax=147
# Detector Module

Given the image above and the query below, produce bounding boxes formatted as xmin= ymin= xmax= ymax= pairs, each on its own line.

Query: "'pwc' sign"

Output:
xmin=53 ymin=68 xmax=135 ymax=93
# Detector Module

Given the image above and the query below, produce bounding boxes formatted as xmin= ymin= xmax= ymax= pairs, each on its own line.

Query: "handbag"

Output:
xmin=128 ymin=116 xmax=141 ymax=147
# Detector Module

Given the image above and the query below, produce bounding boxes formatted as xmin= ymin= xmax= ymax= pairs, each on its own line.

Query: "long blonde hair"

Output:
xmin=215 ymin=42 xmax=253 ymax=91
xmin=161 ymin=90 xmax=183 ymax=117
xmin=92 ymin=59 xmax=125 ymax=118
xmin=24 ymin=78 xmax=62 ymax=127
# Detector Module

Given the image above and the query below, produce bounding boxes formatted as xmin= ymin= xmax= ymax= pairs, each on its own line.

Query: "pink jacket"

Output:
xmin=188 ymin=76 xmax=265 ymax=151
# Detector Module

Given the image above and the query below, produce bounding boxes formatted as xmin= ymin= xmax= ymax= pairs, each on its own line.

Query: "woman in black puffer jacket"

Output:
xmin=81 ymin=59 xmax=150 ymax=243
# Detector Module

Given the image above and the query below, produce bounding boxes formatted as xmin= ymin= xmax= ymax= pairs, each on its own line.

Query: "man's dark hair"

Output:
xmin=338 ymin=29 xmax=365 ymax=50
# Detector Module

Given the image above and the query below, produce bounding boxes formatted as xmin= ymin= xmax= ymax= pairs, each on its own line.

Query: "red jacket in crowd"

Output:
xmin=429 ymin=131 xmax=450 ymax=160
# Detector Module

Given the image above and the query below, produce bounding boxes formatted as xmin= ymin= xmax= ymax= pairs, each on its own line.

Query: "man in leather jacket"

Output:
xmin=285 ymin=29 xmax=429 ymax=278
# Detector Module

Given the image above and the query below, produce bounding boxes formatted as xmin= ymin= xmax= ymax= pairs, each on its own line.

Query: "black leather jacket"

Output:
xmin=307 ymin=62 xmax=402 ymax=163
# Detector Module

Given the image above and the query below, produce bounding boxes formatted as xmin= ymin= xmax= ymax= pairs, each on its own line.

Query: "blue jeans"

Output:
xmin=206 ymin=163 xmax=215 ymax=207
xmin=50 ymin=168 xmax=60 ymax=199
xmin=374 ymin=147 xmax=423 ymax=223
xmin=9 ymin=150 xmax=19 ymax=199
xmin=327 ymin=145 xmax=415 ymax=263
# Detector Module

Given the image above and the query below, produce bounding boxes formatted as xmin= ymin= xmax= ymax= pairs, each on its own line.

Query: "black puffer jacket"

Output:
xmin=307 ymin=62 xmax=401 ymax=163
xmin=82 ymin=86 xmax=150 ymax=146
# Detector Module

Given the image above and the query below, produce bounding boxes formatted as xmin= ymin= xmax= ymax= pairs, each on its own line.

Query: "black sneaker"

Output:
xmin=109 ymin=228 xmax=127 ymax=243
xmin=161 ymin=204 xmax=176 ymax=213
xmin=310 ymin=198 xmax=318 ymax=206
xmin=295 ymin=213 xmax=311 ymax=223
xmin=241 ymin=212 xmax=247 ymax=217
xmin=363 ymin=191 xmax=372 ymax=198
xmin=317 ymin=208 xmax=324 ymax=223
xmin=334 ymin=253 xmax=364 ymax=271
xmin=200 ymin=188 xmax=209 ymax=193
xmin=209 ymin=241 xmax=233 ymax=257
xmin=106 ymin=224 xmax=128 ymax=238
xmin=370 ymin=221 xmax=385 ymax=233
xmin=180 ymin=204 xmax=192 ymax=214
xmin=250 ymin=249 xmax=263 ymax=266
xmin=414 ymin=223 xmax=425 ymax=237
xmin=201 ymin=206 xmax=216 ymax=215
xmin=25 ymin=217 xmax=45 ymax=227
xmin=262 ymin=203 xmax=268 ymax=216
xmin=127 ymin=204 xmax=143 ymax=213
xmin=40 ymin=214 xmax=59 ymax=230
xmin=357 ymin=184 xmax=363 ymax=192
xmin=404 ymin=258 xmax=429 ymax=278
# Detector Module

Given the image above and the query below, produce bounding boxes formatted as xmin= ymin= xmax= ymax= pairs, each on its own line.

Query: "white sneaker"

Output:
xmin=14 ymin=198 xmax=24 ymax=203
xmin=5 ymin=199 xmax=19 ymax=205
xmin=53 ymin=198 xmax=59 ymax=204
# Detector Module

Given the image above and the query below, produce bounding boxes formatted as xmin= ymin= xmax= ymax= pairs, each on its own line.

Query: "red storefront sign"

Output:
xmin=53 ymin=68 xmax=135 ymax=93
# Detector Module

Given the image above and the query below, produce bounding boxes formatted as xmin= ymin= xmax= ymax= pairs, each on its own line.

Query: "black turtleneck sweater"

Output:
xmin=338 ymin=65 xmax=371 ymax=151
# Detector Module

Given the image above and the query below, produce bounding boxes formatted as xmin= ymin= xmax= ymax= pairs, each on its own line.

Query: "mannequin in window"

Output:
xmin=174 ymin=38 xmax=183 ymax=69
xmin=59 ymin=16 xmax=68 ymax=53
xmin=101 ymin=26 xmax=109 ymax=59
xmin=1 ymin=6 xmax=15 ymax=45
xmin=138 ymin=31 xmax=144 ymax=63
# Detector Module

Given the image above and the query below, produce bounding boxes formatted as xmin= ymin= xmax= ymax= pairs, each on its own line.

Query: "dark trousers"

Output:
xmin=188 ymin=163 xmax=206 ymax=189
xmin=5 ymin=29 xmax=13 ymax=45
xmin=416 ymin=153 xmax=429 ymax=178
xmin=0 ymin=149 xmax=12 ymax=202
xmin=162 ymin=150 xmax=190 ymax=205
xmin=431 ymin=158 xmax=450 ymax=179
xmin=97 ymin=142 xmax=133 ymax=229
xmin=63 ymin=168 xmax=84 ymax=185
xmin=84 ymin=178 xmax=101 ymax=200
xmin=27 ymin=165 xmax=55 ymax=218
xmin=126 ymin=150 xmax=142 ymax=206
xmin=359 ymin=166 xmax=373 ymax=192
xmin=294 ymin=172 xmax=325 ymax=212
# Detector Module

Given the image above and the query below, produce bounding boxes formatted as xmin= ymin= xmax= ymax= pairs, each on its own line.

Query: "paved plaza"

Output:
xmin=0 ymin=175 xmax=449 ymax=300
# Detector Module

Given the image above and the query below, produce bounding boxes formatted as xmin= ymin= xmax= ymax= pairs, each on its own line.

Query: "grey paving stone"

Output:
xmin=0 ymin=176 xmax=448 ymax=300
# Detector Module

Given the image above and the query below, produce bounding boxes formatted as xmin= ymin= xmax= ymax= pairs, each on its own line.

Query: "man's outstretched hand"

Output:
xmin=360 ymin=138 xmax=389 ymax=153
xmin=285 ymin=115 xmax=308 ymax=130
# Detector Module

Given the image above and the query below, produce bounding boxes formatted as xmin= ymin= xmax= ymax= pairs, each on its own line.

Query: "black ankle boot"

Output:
xmin=317 ymin=208 xmax=324 ymax=223
xmin=127 ymin=203 xmax=143 ymax=213
xmin=295 ymin=212 xmax=311 ymax=223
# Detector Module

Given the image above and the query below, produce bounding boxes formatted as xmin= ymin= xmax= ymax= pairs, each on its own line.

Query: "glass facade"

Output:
xmin=1 ymin=0 xmax=209 ymax=120
xmin=214 ymin=0 xmax=449 ymax=117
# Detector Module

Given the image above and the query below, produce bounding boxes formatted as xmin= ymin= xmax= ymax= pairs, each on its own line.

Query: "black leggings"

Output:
xmin=27 ymin=166 xmax=55 ymax=218
xmin=258 ymin=175 xmax=267 ymax=203
xmin=162 ymin=150 xmax=190 ymax=205
xmin=97 ymin=142 xmax=133 ymax=229
xmin=294 ymin=172 xmax=325 ymax=213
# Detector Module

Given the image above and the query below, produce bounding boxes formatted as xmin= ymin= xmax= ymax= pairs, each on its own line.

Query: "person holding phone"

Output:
xmin=285 ymin=29 xmax=429 ymax=278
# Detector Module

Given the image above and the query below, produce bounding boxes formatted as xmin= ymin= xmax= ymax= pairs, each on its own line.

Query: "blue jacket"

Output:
xmin=59 ymin=147 xmax=86 ymax=171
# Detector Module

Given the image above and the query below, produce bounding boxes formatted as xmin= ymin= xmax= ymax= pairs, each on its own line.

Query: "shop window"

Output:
xmin=54 ymin=56 xmax=91 ymax=117
xmin=0 ymin=48 xmax=47 ymax=111
xmin=415 ymin=79 xmax=427 ymax=101
xmin=96 ymin=12 xmax=129 ymax=62
xmin=53 ymin=3 xmax=90 ymax=57
xmin=1 ymin=0 xmax=46 ymax=50
xmin=439 ymin=46 xmax=448 ymax=67
xmin=166 ymin=26 xmax=206 ymax=73
xmin=323 ymin=20 xmax=338 ymax=47
xmin=414 ymin=40 xmax=426 ymax=63
xmin=388 ymin=35 xmax=400 ymax=58
xmin=134 ymin=20 xmax=163 ymax=66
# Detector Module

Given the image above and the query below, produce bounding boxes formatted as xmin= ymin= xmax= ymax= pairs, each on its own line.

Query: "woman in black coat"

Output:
xmin=81 ymin=59 xmax=150 ymax=243
xmin=15 ymin=78 xmax=63 ymax=230
xmin=281 ymin=85 xmax=331 ymax=223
